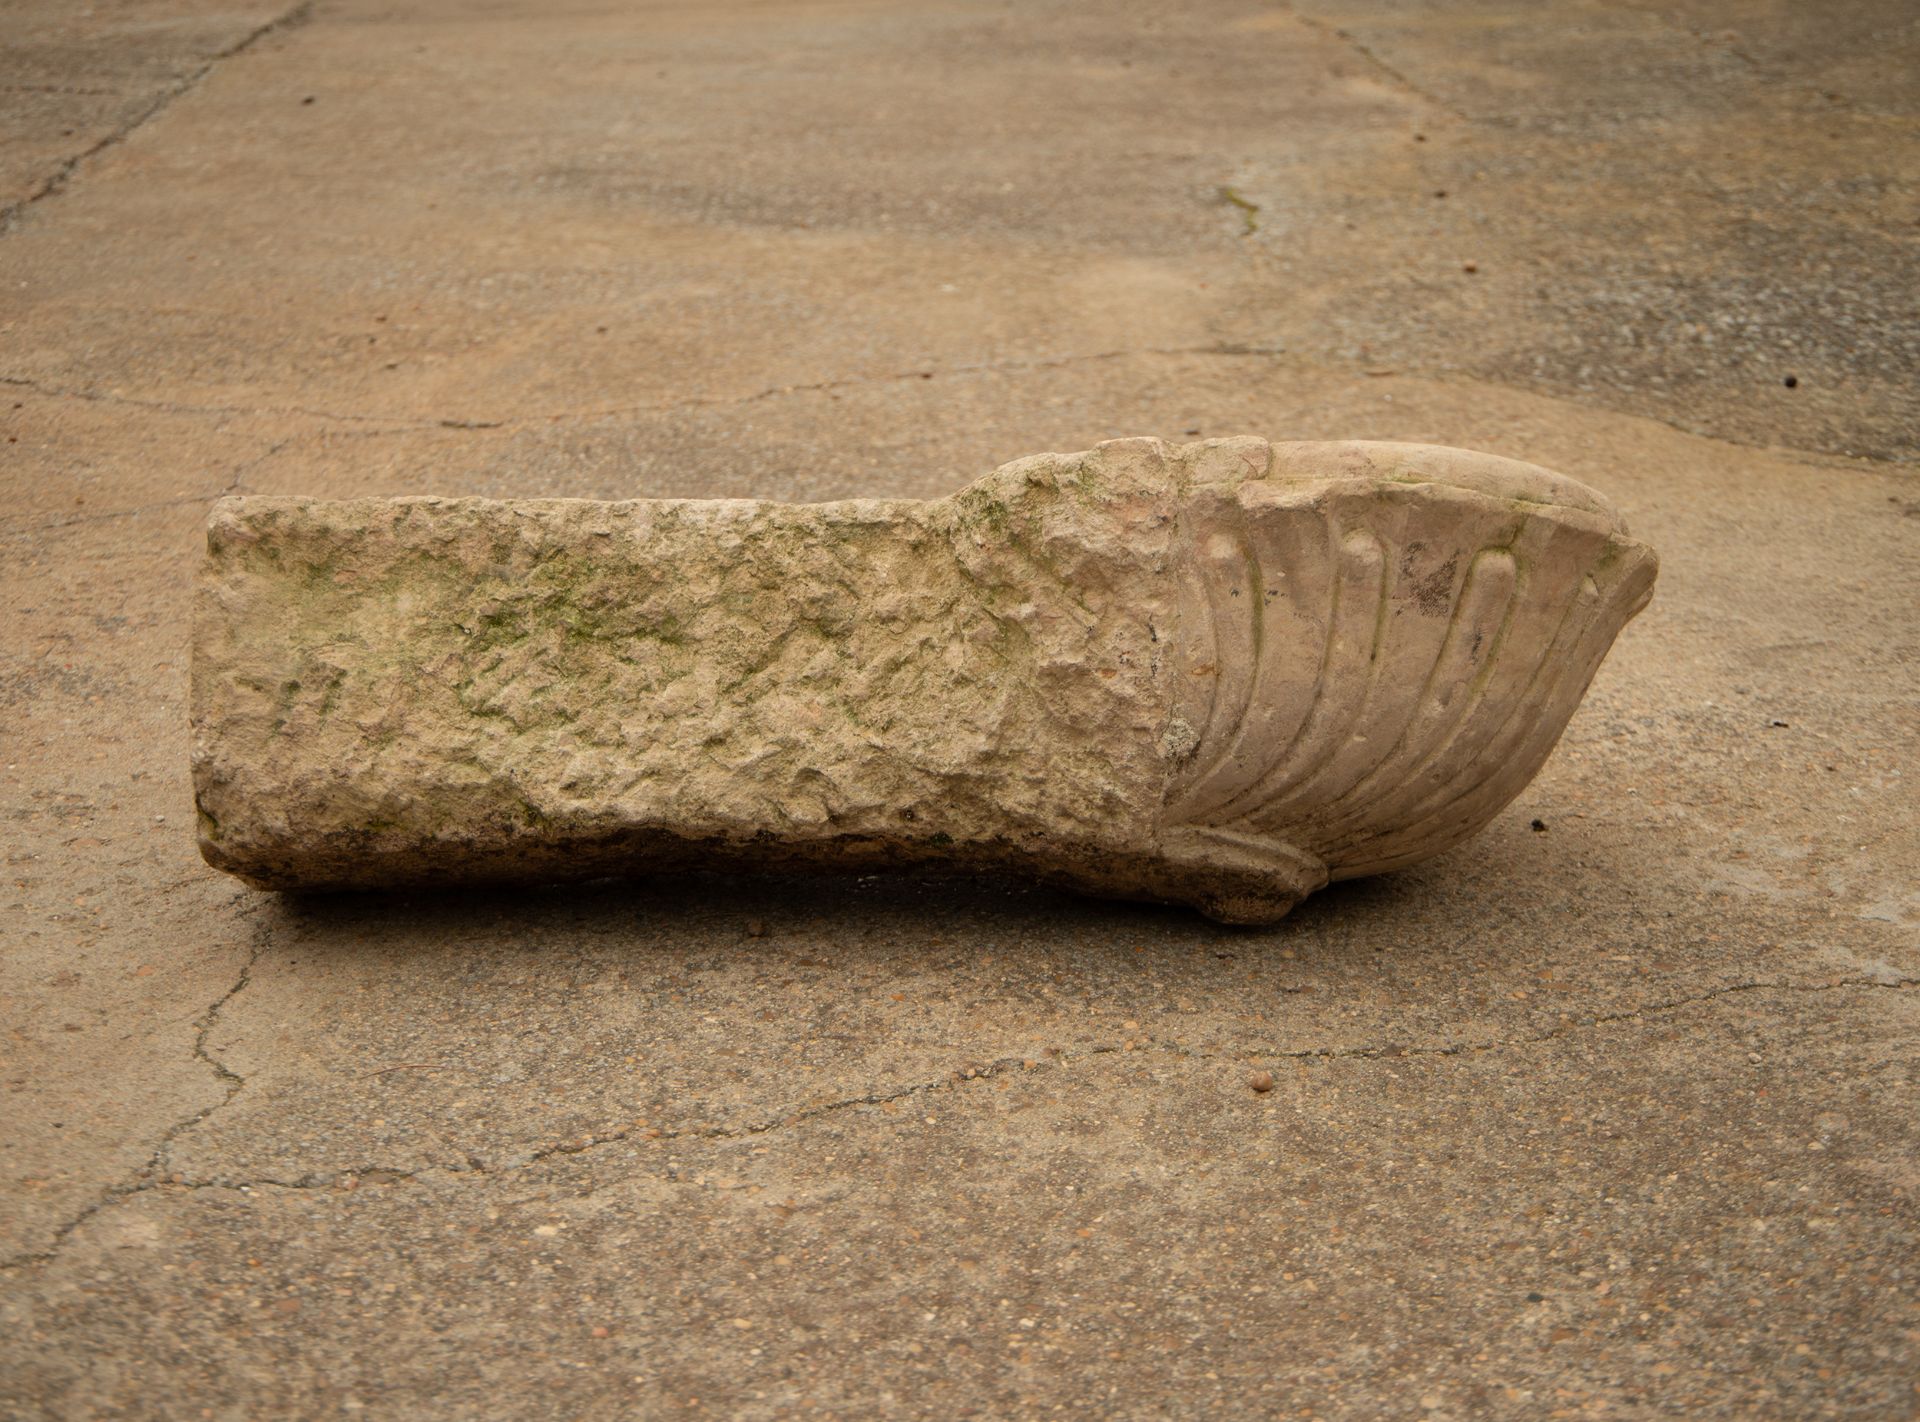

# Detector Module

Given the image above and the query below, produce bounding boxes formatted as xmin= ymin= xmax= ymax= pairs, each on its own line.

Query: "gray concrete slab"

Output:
xmin=1 ymin=1 xmax=1915 ymax=1417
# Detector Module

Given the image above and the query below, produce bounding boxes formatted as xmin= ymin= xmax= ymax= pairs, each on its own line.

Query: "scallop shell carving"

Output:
xmin=1156 ymin=441 xmax=1657 ymax=922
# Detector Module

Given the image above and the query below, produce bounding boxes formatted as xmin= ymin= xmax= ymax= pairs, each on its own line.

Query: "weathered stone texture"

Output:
xmin=191 ymin=437 xmax=1656 ymax=920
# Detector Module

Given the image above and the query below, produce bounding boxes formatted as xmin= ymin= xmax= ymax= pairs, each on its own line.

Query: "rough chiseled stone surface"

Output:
xmin=192 ymin=437 xmax=1656 ymax=920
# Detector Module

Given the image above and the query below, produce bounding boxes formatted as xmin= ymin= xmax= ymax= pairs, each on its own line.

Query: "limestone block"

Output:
xmin=190 ymin=438 xmax=1657 ymax=922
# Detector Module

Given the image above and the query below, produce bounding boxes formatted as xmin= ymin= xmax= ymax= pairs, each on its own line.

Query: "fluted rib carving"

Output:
xmin=1157 ymin=444 xmax=1657 ymax=904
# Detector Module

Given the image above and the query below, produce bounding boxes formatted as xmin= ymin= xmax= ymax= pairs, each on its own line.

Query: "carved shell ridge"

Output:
xmin=1160 ymin=447 xmax=1657 ymax=887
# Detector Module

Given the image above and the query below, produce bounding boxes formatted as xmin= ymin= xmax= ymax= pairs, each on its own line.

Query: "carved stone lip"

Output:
xmin=190 ymin=438 xmax=1656 ymax=923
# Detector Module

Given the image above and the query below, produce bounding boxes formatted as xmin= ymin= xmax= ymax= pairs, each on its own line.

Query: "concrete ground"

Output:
xmin=2 ymin=0 xmax=1915 ymax=1416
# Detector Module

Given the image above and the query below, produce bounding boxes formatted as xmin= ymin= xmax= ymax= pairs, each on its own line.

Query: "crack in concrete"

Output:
xmin=0 ymin=374 xmax=438 ymax=434
xmin=1284 ymin=7 xmax=1470 ymax=121
xmin=0 ymin=83 xmax=130 ymax=98
xmin=6 ymin=973 xmax=1911 ymax=1261
xmin=1648 ymin=15 xmax=1881 ymax=118
xmin=0 ymin=346 xmax=1291 ymax=436
xmin=31 ymin=1055 xmax=1048 ymax=1201
xmin=0 ymin=908 xmax=267 ymax=1272
xmin=512 ymin=345 xmax=1293 ymax=427
xmin=1138 ymin=974 xmax=1920 ymax=1066
xmin=520 ymin=1052 xmax=1046 ymax=1169
xmin=11 ymin=490 xmax=235 ymax=534
xmin=0 ymin=2 xmax=314 ymax=236
xmin=12 ymin=350 xmax=1895 ymax=476
xmin=4 ymin=439 xmax=291 ymax=538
